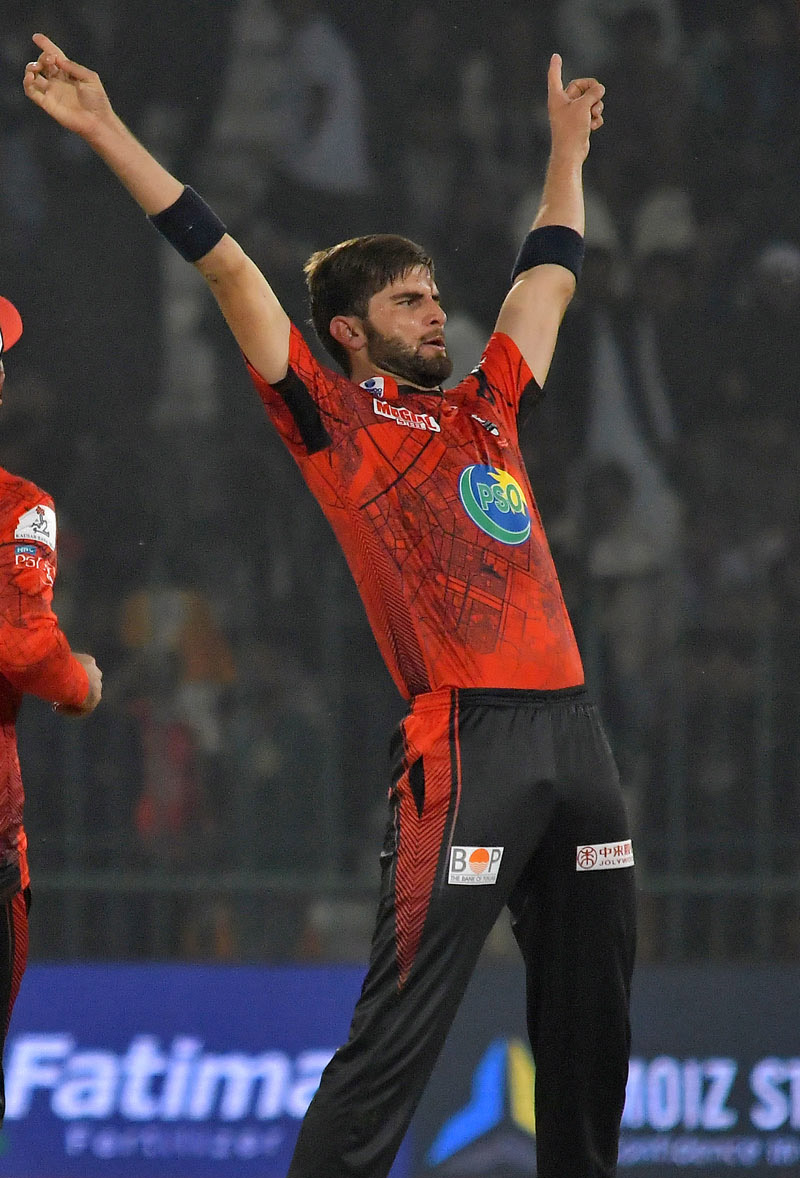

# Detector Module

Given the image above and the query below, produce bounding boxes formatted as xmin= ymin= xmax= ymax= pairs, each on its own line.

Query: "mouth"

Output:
xmin=421 ymin=336 xmax=446 ymax=352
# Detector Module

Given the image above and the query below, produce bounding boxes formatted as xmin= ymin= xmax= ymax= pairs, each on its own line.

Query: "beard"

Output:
xmin=364 ymin=321 xmax=453 ymax=389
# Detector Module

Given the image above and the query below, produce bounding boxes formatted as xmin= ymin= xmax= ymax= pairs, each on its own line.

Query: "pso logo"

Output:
xmin=458 ymin=465 xmax=531 ymax=546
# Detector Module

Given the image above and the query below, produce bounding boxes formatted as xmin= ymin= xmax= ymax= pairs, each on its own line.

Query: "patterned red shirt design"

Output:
xmin=247 ymin=328 xmax=584 ymax=698
xmin=0 ymin=469 xmax=89 ymax=890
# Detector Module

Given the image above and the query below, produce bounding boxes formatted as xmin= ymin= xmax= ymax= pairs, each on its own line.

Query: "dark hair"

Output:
xmin=304 ymin=234 xmax=434 ymax=372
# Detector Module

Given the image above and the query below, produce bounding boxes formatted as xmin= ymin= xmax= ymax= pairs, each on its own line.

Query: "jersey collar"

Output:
xmin=359 ymin=375 xmax=444 ymax=402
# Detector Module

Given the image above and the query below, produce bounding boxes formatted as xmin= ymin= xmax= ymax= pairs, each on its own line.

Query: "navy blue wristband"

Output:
xmin=511 ymin=225 xmax=585 ymax=284
xmin=148 ymin=186 xmax=227 ymax=263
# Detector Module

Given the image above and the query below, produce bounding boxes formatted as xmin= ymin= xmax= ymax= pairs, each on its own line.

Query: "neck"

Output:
xmin=350 ymin=360 xmax=437 ymax=393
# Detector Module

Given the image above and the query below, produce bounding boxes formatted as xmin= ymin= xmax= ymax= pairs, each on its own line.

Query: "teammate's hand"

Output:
xmin=23 ymin=34 xmax=112 ymax=140
xmin=547 ymin=54 xmax=605 ymax=160
xmin=55 ymin=652 xmax=103 ymax=718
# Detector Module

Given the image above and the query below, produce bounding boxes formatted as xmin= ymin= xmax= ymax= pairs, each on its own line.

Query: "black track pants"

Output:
xmin=0 ymin=887 xmax=29 ymax=1125
xmin=288 ymin=686 xmax=637 ymax=1178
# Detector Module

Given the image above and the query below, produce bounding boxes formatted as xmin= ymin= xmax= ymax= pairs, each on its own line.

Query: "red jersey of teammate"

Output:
xmin=0 ymin=470 xmax=89 ymax=895
xmin=247 ymin=327 xmax=584 ymax=699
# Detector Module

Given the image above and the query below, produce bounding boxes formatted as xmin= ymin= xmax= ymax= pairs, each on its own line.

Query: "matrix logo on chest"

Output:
xmin=458 ymin=465 xmax=531 ymax=545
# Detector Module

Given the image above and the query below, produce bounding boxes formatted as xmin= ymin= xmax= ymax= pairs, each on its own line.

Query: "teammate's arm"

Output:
xmin=22 ymin=33 xmax=291 ymax=383
xmin=495 ymin=54 xmax=604 ymax=388
xmin=0 ymin=532 xmax=101 ymax=717
xmin=3 ymin=642 xmax=102 ymax=717
xmin=52 ymin=652 xmax=103 ymax=717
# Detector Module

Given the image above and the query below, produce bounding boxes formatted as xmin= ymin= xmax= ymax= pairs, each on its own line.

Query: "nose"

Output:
xmin=429 ymin=299 xmax=446 ymax=326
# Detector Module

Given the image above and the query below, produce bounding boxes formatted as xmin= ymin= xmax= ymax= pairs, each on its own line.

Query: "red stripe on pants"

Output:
xmin=6 ymin=891 xmax=28 ymax=1036
xmin=395 ymin=694 xmax=460 ymax=988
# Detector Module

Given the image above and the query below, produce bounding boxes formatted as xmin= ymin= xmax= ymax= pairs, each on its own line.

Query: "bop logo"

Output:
xmin=458 ymin=465 xmax=531 ymax=545
xmin=448 ymin=846 xmax=504 ymax=885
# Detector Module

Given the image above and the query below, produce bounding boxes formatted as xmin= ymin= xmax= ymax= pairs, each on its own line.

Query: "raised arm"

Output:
xmin=495 ymin=54 xmax=604 ymax=387
xmin=23 ymin=34 xmax=290 ymax=383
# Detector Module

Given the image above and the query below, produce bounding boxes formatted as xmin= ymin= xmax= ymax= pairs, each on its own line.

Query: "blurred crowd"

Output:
xmin=2 ymin=0 xmax=799 ymax=963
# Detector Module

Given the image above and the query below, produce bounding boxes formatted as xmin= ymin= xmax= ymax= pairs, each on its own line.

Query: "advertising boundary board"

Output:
xmin=416 ymin=964 xmax=800 ymax=1177
xmin=0 ymin=964 xmax=410 ymax=1178
xmin=0 ymin=964 xmax=798 ymax=1176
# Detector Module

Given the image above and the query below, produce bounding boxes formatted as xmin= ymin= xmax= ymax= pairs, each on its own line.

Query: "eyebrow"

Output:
xmin=390 ymin=289 xmax=441 ymax=303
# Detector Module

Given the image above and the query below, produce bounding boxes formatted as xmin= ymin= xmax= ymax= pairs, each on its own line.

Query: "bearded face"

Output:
xmin=364 ymin=320 xmax=453 ymax=389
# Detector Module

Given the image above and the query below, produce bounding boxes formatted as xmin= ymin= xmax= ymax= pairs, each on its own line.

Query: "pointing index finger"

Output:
xmin=32 ymin=32 xmax=65 ymax=59
xmin=31 ymin=33 xmax=95 ymax=83
xmin=548 ymin=53 xmax=564 ymax=97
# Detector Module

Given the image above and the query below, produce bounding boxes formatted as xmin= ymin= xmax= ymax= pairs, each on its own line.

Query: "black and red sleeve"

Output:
xmin=244 ymin=324 xmax=339 ymax=457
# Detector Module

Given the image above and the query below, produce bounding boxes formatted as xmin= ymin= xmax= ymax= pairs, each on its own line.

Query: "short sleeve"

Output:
xmin=244 ymin=324 xmax=337 ymax=456
xmin=473 ymin=332 xmax=542 ymax=428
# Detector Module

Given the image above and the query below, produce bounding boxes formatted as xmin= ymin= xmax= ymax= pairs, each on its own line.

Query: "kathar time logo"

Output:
xmin=458 ymin=465 xmax=531 ymax=546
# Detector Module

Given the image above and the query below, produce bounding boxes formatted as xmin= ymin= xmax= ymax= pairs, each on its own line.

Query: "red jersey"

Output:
xmin=247 ymin=327 xmax=584 ymax=699
xmin=0 ymin=469 xmax=89 ymax=894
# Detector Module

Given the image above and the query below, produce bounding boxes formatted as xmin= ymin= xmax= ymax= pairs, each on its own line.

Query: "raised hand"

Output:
xmin=547 ymin=53 xmax=605 ymax=160
xmin=23 ymin=33 xmax=112 ymax=139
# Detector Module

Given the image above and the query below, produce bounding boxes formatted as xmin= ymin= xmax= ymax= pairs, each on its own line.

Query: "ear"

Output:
xmin=329 ymin=315 xmax=367 ymax=355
